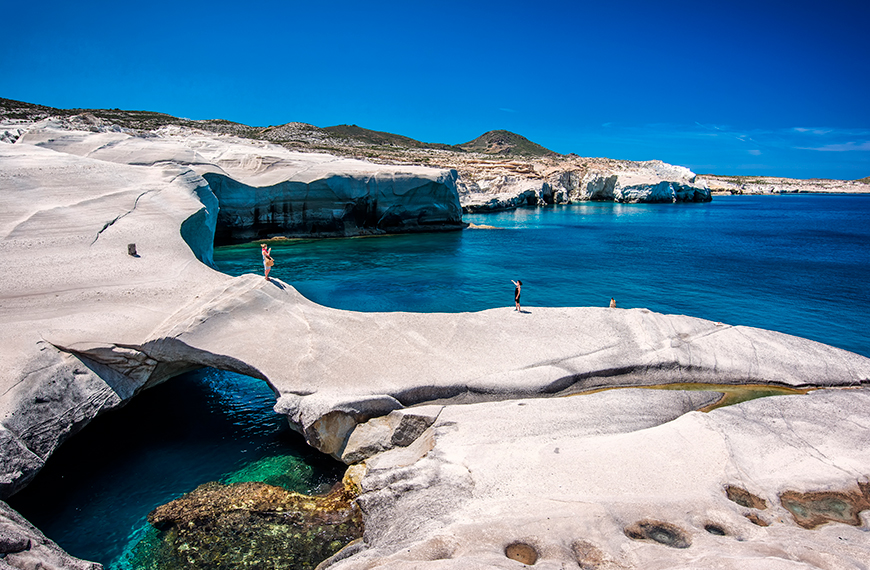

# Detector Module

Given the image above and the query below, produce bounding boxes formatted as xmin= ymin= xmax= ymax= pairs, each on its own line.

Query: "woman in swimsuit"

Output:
xmin=261 ymin=243 xmax=273 ymax=280
xmin=511 ymin=279 xmax=522 ymax=311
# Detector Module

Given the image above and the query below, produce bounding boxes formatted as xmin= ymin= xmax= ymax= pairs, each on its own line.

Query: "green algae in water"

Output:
xmin=221 ymin=454 xmax=319 ymax=492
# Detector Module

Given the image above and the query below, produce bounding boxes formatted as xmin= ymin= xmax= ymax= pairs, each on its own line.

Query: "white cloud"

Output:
xmin=798 ymin=141 xmax=870 ymax=152
xmin=792 ymin=127 xmax=834 ymax=135
xmin=748 ymin=149 xmax=762 ymax=155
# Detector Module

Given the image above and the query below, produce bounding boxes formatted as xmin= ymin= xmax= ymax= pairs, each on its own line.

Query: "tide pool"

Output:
xmin=216 ymin=194 xmax=870 ymax=358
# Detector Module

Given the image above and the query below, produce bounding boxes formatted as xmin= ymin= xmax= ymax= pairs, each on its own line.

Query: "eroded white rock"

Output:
xmin=14 ymin=122 xmax=464 ymax=241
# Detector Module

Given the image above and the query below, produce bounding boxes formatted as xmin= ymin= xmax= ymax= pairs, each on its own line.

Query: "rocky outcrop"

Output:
xmin=699 ymin=174 xmax=870 ymax=195
xmin=142 ymin=479 xmax=362 ymax=570
xmin=204 ymin=168 xmax=462 ymax=242
xmin=3 ymin=118 xmax=870 ymax=569
xmin=10 ymin=119 xmax=464 ymax=243
xmin=458 ymin=175 xmax=552 ymax=213
xmin=460 ymin=159 xmax=711 ymax=212
xmin=326 ymin=387 xmax=870 ymax=570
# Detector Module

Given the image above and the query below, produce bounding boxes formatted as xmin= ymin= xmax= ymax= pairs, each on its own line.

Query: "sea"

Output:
xmin=217 ymin=194 xmax=870 ymax=358
xmin=8 ymin=193 xmax=870 ymax=568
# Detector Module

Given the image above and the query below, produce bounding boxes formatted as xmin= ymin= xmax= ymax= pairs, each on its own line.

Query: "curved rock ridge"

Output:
xmin=2 ymin=128 xmax=870 ymax=568
xmin=10 ymin=120 xmax=465 ymax=242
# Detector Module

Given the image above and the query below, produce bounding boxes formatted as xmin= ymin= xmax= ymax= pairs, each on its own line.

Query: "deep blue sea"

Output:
xmin=217 ymin=194 xmax=870 ymax=358
xmin=7 ymin=194 xmax=870 ymax=568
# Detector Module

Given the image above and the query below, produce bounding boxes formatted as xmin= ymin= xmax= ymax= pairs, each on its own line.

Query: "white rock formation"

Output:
xmin=565 ymin=161 xmax=711 ymax=204
xmin=460 ymin=159 xmax=711 ymax=212
xmin=1 ymin=126 xmax=870 ymax=569
xmin=0 ymin=501 xmax=99 ymax=569
xmin=13 ymin=120 xmax=464 ymax=242
xmin=331 ymin=388 xmax=870 ymax=569
xmin=459 ymin=175 xmax=552 ymax=212
xmin=699 ymin=174 xmax=870 ymax=195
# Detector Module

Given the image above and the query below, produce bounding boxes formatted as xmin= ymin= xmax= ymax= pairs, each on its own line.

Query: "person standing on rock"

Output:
xmin=261 ymin=243 xmax=274 ymax=280
xmin=512 ymin=279 xmax=522 ymax=311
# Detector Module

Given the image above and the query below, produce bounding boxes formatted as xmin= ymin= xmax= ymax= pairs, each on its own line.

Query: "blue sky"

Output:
xmin=3 ymin=0 xmax=868 ymax=179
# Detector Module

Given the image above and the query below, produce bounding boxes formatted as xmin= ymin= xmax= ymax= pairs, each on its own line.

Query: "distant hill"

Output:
xmin=858 ymin=176 xmax=870 ymax=184
xmin=1 ymin=98 xmax=561 ymax=158
xmin=460 ymin=130 xmax=558 ymax=157
xmin=321 ymin=124 xmax=463 ymax=152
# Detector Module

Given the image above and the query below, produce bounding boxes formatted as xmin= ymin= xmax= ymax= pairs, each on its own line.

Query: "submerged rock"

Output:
xmin=139 ymin=479 xmax=362 ymax=570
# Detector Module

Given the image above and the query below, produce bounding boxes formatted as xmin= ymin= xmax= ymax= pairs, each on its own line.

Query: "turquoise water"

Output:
xmin=8 ymin=369 xmax=345 ymax=569
xmin=216 ymin=194 xmax=870 ymax=358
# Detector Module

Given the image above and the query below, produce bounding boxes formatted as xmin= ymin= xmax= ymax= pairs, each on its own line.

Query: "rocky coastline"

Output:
xmin=698 ymin=173 xmax=870 ymax=196
xmin=2 ymin=100 xmax=870 ymax=569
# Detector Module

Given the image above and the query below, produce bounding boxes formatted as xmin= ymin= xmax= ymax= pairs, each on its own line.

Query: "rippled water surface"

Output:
xmin=216 ymin=195 xmax=870 ymax=357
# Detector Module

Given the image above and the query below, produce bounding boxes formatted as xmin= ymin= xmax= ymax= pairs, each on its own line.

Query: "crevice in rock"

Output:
xmin=90 ymin=189 xmax=153 ymax=246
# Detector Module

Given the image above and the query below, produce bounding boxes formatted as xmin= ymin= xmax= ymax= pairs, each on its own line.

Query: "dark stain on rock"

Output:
xmin=725 ymin=485 xmax=768 ymax=510
xmin=624 ymin=520 xmax=691 ymax=548
xmin=780 ymin=481 xmax=870 ymax=529
xmin=139 ymin=479 xmax=363 ymax=569
xmin=703 ymin=523 xmax=727 ymax=536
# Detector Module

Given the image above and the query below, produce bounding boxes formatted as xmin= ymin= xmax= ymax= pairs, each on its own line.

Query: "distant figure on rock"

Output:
xmin=261 ymin=243 xmax=274 ymax=280
xmin=610 ymin=298 xmax=616 ymax=309
xmin=512 ymin=280 xmax=522 ymax=311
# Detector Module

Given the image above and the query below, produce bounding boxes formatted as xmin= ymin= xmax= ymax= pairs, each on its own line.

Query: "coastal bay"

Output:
xmin=1 ymin=110 xmax=870 ymax=570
